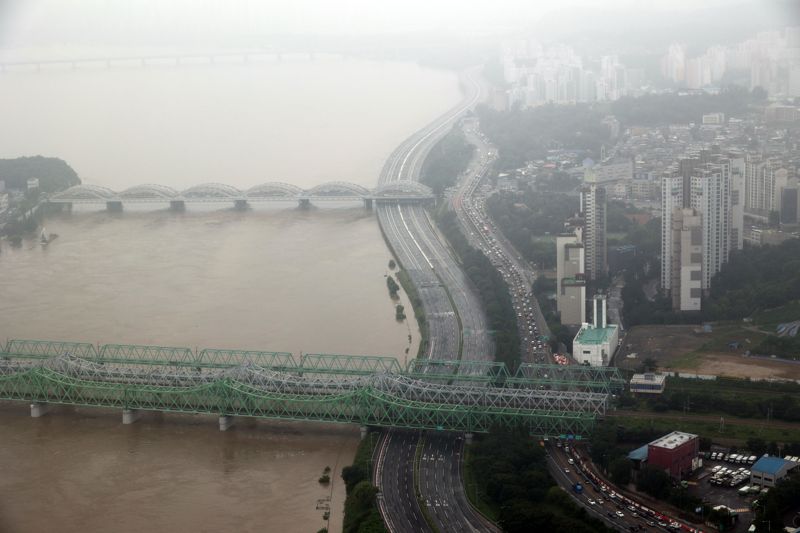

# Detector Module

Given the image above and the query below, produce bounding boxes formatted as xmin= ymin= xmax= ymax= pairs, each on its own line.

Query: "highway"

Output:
xmin=419 ymin=432 xmax=499 ymax=533
xmin=450 ymin=122 xmax=553 ymax=365
xmin=374 ymin=68 xmax=499 ymax=533
xmin=374 ymin=430 xmax=430 ymax=533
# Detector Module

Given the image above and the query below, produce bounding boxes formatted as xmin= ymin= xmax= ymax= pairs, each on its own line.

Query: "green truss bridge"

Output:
xmin=0 ymin=339 xmax=625 ymax=437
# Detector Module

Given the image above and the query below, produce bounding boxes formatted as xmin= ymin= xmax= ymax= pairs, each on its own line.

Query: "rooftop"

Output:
xmin=631 ymin=373 xmax=667 ymax=385
xmin=628 ymin=445 xmax=649 ymax=462
xmin=752 ymin=456 xmax=796 ymax=475
xmin=574 ymin=325 xmax=617 ymax=345
xmin=649 ymin=431 xmax=697 ymax=450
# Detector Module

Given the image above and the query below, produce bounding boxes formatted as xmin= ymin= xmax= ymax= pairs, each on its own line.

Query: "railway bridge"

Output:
xmin=0 ymin=339 xmax=624 ymax=437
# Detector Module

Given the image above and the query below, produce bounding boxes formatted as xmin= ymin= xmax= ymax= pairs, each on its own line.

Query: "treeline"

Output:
xmin=340 ymin=434 xmax=386 ymax=533
xmin=610 ymin=85 xmax=764 ymax=127
xmin=641 ymin=377 xmax=800 ymax=423
xmin=0 ymin=156 xmax=80 ymax=193
xmin=469 ymin=427 xmax=615 ymax=533
xmin=486 ymin=187 xmax=578 ymax=270
xmin=420 ymin=127 xmax=474 ymax=196
xmin=436 ymin=210 xmax=521 ymax=370
xmin=707 ymin=239 xmax=800 ymax=320
xmin=476 ymin=104 xmax=610 ymax=171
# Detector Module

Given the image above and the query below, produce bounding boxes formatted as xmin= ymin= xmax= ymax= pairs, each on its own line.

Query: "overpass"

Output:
xmin=47 ymin=181 xmax=434 ymax=211
xmin=0 ymin=339 xmax=623 ymax=437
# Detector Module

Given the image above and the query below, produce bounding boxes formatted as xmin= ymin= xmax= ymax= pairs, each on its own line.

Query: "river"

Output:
xmin=0 ymin=55 xmax=461 ymax=532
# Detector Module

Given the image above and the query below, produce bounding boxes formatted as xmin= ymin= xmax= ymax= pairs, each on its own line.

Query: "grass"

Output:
xmin=667 ymin=351 xmax=703 ymax=369
xmin=396 ymin=269 xmax=429 ymax=360
xmin=752 ymin=300 xmax=800 ymax=329
xmin=694 ymin=323 xmax=770 ymax=353
xmin=609 ymin=413 xmax=800 ymax=445
xmin=665 ymin=375 xmax=800 ymax=400
xmin=462 ymin=445 xmax=501 ymax=523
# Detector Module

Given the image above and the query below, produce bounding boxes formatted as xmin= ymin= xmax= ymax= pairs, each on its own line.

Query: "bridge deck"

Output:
xmin=0 ymin=339 xmax=624 ymax=436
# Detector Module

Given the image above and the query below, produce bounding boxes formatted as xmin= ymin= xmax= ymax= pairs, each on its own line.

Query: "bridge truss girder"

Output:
xmin=0 ymin=353 xmax=604 ymax=436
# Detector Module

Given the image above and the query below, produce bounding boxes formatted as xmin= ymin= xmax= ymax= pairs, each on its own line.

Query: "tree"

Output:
xmin=609 ymin=457 xmax=632 ymax=486
xmin=0 ymin=156 xmax=81 ymax=193
xmin=386 ymin=276 xmax=400 ymax=298
xmin=341 ymin=463 xmax=368 ymax=494
xmin=636 ymin=466 xmax=671 ymax=499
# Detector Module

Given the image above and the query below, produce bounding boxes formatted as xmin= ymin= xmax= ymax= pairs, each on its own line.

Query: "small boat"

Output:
xmin=40 ymin=227 xmax=49 ymax=245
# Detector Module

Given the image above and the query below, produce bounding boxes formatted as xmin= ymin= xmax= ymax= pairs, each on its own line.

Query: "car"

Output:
xmin=587 ymin=499 xmax=595 ymax=505
xmin=568 ymin=458 xmax=574 ymax=465
xmin=616 ymin=511 xmax=625 ymax=518
xmin=607 ymin=511 xmax=615 ymax=518
xmin=597 ymin=499 xmax=604 ymax=504
xmin=564 ymin=468 xmax=570 ymax=473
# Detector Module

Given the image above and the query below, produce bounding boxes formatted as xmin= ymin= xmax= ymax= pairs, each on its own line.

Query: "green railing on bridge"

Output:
xmin=0 ymin=339 xmax=623 ymax=436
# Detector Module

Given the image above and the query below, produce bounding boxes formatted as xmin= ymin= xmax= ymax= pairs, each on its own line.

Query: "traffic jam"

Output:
xmin=454 ymin=134 xmax=551 ymax=365
xmin=552 ymin=440 xmax=704 ymax=533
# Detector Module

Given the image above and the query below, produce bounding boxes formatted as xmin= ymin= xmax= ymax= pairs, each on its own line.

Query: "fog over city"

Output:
xmin=1 ymin=2 xmax=800 ymax=533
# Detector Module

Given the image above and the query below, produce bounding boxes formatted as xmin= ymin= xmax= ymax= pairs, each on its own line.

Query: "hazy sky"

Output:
xmin=0 ymin=0 xmax=774 ymax=47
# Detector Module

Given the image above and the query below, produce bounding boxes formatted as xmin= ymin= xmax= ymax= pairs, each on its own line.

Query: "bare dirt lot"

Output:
xmin=614 ymin=324 xmax=800 ymax=380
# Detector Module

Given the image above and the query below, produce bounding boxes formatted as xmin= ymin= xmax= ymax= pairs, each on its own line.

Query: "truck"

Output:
xmin=573 ymin=483 xmax=583 ymax=494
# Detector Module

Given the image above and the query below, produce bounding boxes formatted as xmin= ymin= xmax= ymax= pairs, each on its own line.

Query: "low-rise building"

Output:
xmin=572 ymin=295 xmax=618 ymax=366
xmin=630 ymin=373 xmax=667 ymax=394
xmin=647 ymin=431 xmax=700 ymax=480
xmin=750 ymin=456 xmax=798 ymax=487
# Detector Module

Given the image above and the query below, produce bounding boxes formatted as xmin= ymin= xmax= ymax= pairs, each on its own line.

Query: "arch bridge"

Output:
xmin=0 ymin=339 xmax=624 ymax=437
xmin=48 ymin=181 xmax=434 ymax=212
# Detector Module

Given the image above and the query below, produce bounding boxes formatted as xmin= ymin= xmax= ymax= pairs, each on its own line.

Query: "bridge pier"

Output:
xmin=298 ymin=198 xmax=311 ymax=210
xmin=122 ymin=408 xmax=140 ymax=424
xmin=218 ymin=415 xmax=234 ymax=431
xmin=106 ymin=201 xmax=123 ymax=212
xmin=360 ymin=425 xmax=368 ymax=440
xmin=30 ymin=402 xmax=49 ymax=418
xmin=233 ymin=199 xmax=249 ymax=211
xmin=465 ymin=432 xmax=474 ymax=445
xmin=169 ymin=200 xmax=185 ymax=212
xmin=363 ymin=198 xmax=373 ymax=210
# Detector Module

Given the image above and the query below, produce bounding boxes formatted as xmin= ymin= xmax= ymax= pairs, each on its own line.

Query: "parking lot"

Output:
xmin=688 ymin=453 xmax=760 ymax=532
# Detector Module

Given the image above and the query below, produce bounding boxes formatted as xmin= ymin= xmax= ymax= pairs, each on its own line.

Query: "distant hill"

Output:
xmin=0 ymin=156 xmax=81 ymax=193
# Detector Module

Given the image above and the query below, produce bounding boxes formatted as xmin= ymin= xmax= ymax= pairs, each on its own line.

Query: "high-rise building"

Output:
xmin=670 ymin=208 xmax=703 ymax=311
xmin=781 ymin=180 xmax=800 ymax=224
xmin=661 ymin=153 xmax=738 ymax=309
xmin=745 ymin=157 xmax=789 ymax=215
xmin=728 ymin=153 xmax=746 ymax=251
xmin=690 ymin=161 xmax=731 ymax=290
xmin=661 ymin=175 xmax=684 ymax=293
xmin=556 ymin=230 xmax=586 ymax=326
xmin=580 ymin=175 xmax=607 ymax=281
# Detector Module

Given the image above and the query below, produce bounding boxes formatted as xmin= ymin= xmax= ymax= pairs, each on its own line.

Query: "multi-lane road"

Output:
xmin=373 ymin=68 xmax=499 ymax=533
xmin=548 ymin=443 xmax=697 ymax=533
xmin=451 ymin=122 xmax=552 ymax=365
